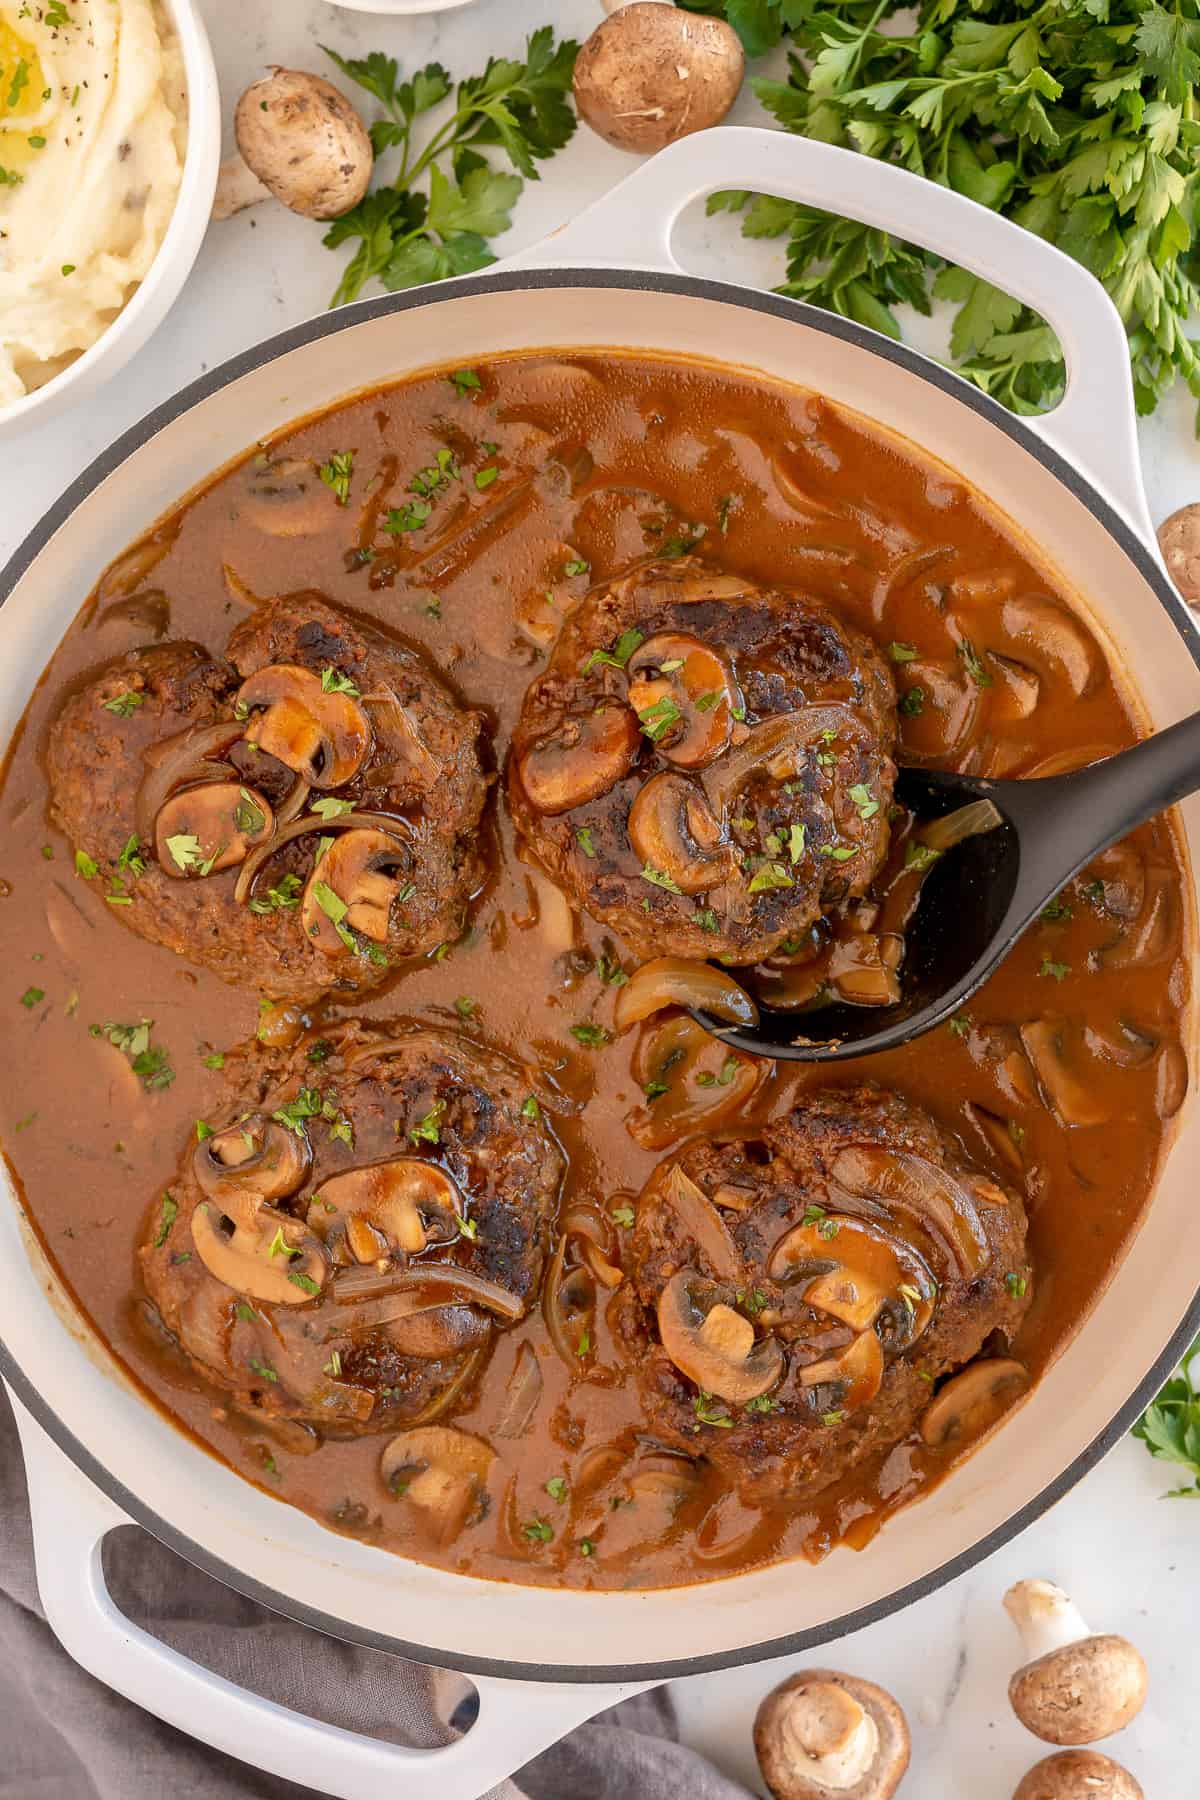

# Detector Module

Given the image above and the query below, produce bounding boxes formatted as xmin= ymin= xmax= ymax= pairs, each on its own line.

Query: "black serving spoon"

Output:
xmin=690 ymin=708 xmax=1200 ymax=1063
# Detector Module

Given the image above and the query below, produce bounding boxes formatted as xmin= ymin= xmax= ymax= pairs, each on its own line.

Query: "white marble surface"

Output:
xmin=6 ymin=1 xmax=1199 ymax=1795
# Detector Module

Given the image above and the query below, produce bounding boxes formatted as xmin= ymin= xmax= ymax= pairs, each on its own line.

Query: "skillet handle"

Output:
xmin=504 ymin=125 xmax=1151 ymax=542
xmin=11 ymin=1395 xmax=645 ymax=1800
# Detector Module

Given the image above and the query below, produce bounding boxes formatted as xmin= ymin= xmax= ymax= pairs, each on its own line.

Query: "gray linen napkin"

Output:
xmin=0 ymin=1387 xmax=752 ymax=1800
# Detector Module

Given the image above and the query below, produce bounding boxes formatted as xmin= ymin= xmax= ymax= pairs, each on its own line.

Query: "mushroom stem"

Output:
xmin=1005 ymin=1580 xmax=1093 ymax=1659
xmin=779 ymin=1682 xmax=879 ymax=1789
xmin=213 ymin=155 xmax=272 ymax=221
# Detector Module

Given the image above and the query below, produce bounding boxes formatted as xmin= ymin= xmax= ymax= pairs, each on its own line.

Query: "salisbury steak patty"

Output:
xmin=139 ymin=1022 xmax=563 ymax=1435
xmin=509 ymin=559 xmax=896 ymax=963
xmin=47 ymin=592 xmax=487 ymax=999
xmin=615 ymin=1086 xmax=1032 ymax=1504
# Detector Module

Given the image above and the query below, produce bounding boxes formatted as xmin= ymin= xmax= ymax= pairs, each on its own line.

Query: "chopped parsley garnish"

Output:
xmin=318 ymin=451 xmax=355 ymax=505
xmin=1005 ymin=1272 xmax=1028 ymax=1298
xmin=454 ymin=996 xmax=478 ymax=1019
xmin=819 ymin=844 xmax=858 ymax=862
xmin=1040 ymin=957 xmax=1071 ymax=982
xmin=888 ymin=642 xmax=918 ymax=663
xmin=273 ymin=1087 xmax=324 ymax=1134
xmin=102 ymin=690 xmax=144 ymax=717
xmin=570 ymin=1022 xmax=611 ymax=1048
xmin=897 ymin=1282 xmax=921 ymax=1313
xmin=641 ymin=864 xmax=683 ymax=894
xmin=818 ymin=1218 xmax=840 ymax=1240
xmin=523 ymin=1518 xmax=554 ymax=1543
xmin=449 ymin=369 xmax=481 ymax=394
xmin=310 ymin=796 xmax=355 ymax=821
xmin=576 ymin=1327 xmax=591 ymax=1357
xmin=409 ymin=447 xmax=459 ymax=496
xmin=249 ymin=872 xmax=303 ymax=914
xmin=267 ymin=1227 xmax=301 ymax=1260
xmin=904 ymin=841 xmax=941 ymax=873
xmin=1041 ymin=897 xmax=1074 ymax=922
xmin=848 ymin=783 xmax=880 ymax=820
xmin=802 ymin=1205 xmax=827 ymax=1226
xmin=745 ymin=1395 xmax=776 ymax=1414
xmin=748 ymin=861 xmax=794 ymax=893
xmin=563 ymin=558 xmax=590 ymax=577
xmin=93 ymin=1019 xmax=175 ymax=1091
xmin=788 ymin=822 xmax=806 ymax=862
xmin=596 ymin=953 xmax=627 ymax=987
xmin=307 ymin=1039 xmax=333 ymax=1063
xmin=948 ymin=1013 xmax=972 ymax=1038
xmin=117 ymin=834 xmax=145 ymax=877
xmin=456 ymin=1213 xmax=479 ymax=1241
xmin=546 ymin=1476 xmax=568 ymax=1502
xmin=385 ymin=498 xmax=433 ymax=534
xmin=693 ymin=1391 xmax=734 ymax=1429
xmin=235 ymin=1301 xmax=257 ymax=1324
xmin=474 ymin=465 xmax=499 ymax=490
xmin=899 ymin=686 xmax=926 ymax=717
xmin=610 ymin=1204 xmax=635 ymax=1228
xmin=636 ymin=694 xmax=683 ymax=743
xmin=202 ymin=1051 xmax=225 ymax=1070
xmin=582 ymin=628 xmax=643 ymax=674
xmin=289 ymin=1269 xmax=321 ymax=1296
xmin=695 ymin=1055 xmax=739 ymax=1089
xmin=19 ymin=986 xmax=43 ymax=1009
xmin=320 ymin=667 xmax=361 ymax=697
xmin=234 ymin=789 xmax=267 ymax=836
xmin=195 ymin=1120 xmax=214 ymax=1141
xmin=575 ymin=825 xmax=596 ymax=858
xmin=165 ymin=834 xmax=203 ymax=873
xmin=324 ymin=1350 xmax=343 ymax=1377
xmin=822 ymin=1410 xmax=845 ymax=1427
xmin=521 ymin=1095 xmax=540 ymax=1121
xmin=248 ymin=1357 xmax=279 ymax=1385
xmin=311 ymin=881 xmax=361 ymax=956
xmin=579 ymin=1537 xmax=596 ymax=1557
xmin=153 ymin=1193 xmax=177 ymax=1247
xmin=957 ymin=640 xmax=993 ymax=688
xmin=716 ymin=494 xmax=736 ymax=534
xmin=695 ymin=908 xmax=719 ymax=933
xmin=409 ymin=1098 xmax=446 ymax=1145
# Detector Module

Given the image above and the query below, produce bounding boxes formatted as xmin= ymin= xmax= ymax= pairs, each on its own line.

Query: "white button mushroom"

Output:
xmin=1013 ymin=1749 xmax=1144 ymax=1800
xmin=753 ymin=1669 xmax=910 ymax=1800
xmin=213 ymin=68 xmax=374 ymax=223
xmin=573 ymin=3 xmax=745 ymax=155
xmin=1005 ymin=1580 xmax=1148 ymax=1746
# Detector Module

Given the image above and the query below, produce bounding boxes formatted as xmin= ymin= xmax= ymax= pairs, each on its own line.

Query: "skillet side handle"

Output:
xmin=502 ymin=126 xmax=1150 ymax=543
xmin=11 ymin=1394 xmax=645 ymax=1800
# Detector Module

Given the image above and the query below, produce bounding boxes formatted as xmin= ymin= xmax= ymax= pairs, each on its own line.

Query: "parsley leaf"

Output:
xmin=1134 ymin=1335 xmax=1200 ymax=1496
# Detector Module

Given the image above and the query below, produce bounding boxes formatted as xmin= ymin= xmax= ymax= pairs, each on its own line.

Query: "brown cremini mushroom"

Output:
xmin=193 ymin=1116 xmax=312 ymax=1206
xmin=301 ymin=828 xmax=409 ymax=955
xmin=1013 ymin=1749 xmax=1144 ymax=1800
xmin=657 ymin=1270 xmax=782 ymax=1403
xmin=626 ymin=632 xmax=741 ymax=767
xmin=237 ymin=663 xmax=371 ymax=788
xmin=380 ymin=1425 xmax=495 ymax=1547
xmin=155 ymin=781 xmax=274 ymax=878
xmin=754 ymin=1668 xmax=911 ymax=1800
xmin=768 ymin=1214 xmax=936 ymax=1344
xmin=573 ymin=4 xmax=745 ymax=155
xmin=214 ymin=68 xmax=374 ymax=222
xmin=1005 ymin=1579 xmax=1148 ymax=1746
xmin=309 ymin=1159 xmax=464 ymax=1261
xmin=627 ymin=770 xmax=739 ymax=894
xmin=518 ymin=705 xmax=640 ymax=814
xmin=799 ymin=1329 xmax=885 ymax=1411
xmin=191 ymin=1199 xmax=328 ymax=1306
xmin=1158 ymin=502 xmax=1200 ymax=605
xmin=920 ymin=1357 xmax=1029 ymax=1448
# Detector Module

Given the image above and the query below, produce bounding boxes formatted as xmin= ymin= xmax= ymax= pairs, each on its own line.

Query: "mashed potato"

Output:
xmin=0 ymin=0 xmax=187 ymax=405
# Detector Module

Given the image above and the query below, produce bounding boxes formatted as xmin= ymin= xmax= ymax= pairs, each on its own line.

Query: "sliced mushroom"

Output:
xmin=626 ymin=633 xmax=742 ymax=768
xmin=300 ymin=828 xmax=410 ymax=955
xmin=768 ymin=1215 xmax=935 ymax=1346
xmin=920 ymin=1357 xmax=1029 ymax=1448
xmin=237 ymin=664 xmax=371 ymax=788
xmin=830 ymin=1144 xmax=991 ymax=1278
xmin=235 ymin=457 xmax=335 ymax=538
xmin=155 ymin=781 xmax=274 ymax=879
xmin=989 ymin=652 xmax=1041 ymax=722
xmin=310 ymin=1159 xmax=463 ymax=1261
xmin=628 ymin=1014 xmax=769 ymax=1151
xmin=799 ymin=1328 xmax=885 ymax=1411
xmin=998 ymin=594 xmax=1102 ymax=699
xmin=191 ymin=1200 xmax=328 ymax=1305
xmin=627 ymin=771 xmax=739 ymax=894
xmin=518 ymin=704 xmax=640 ymax=814
xmin=193 ymin=1116 xmax=312 ymax=1209
xmin=379 ymin=1425 xmax=495 ymax=1547
xmin=1020 ymin=1018 xmax=1110 ymax=1128
xmin=657 ymin=1270 xmax=782 ymax=1403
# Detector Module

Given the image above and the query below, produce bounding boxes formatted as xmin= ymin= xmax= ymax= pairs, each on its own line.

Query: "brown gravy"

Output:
xmin=0 ymin=351 xmax=1189 ymax=1590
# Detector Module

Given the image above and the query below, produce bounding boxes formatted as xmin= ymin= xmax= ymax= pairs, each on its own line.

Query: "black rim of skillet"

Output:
xmin=2 ymin=269 xmax=1200 ymax=1688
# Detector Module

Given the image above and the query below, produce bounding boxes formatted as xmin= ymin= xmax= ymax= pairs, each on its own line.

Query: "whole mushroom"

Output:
xmin=754 ymin=1669 xmax=910 ymax=1800
xmin=1013 ymin=1749 xmax=1144 ymax=1800
xmin=214 ymin=68 xmax=374 ymax=222
xmin=1157 ymin=502 xmax=1200 ymax=606
xmin=1005 ymin=1580 xmax=1148 ymax=1746
xmin=573 ymin=3 xmax=745 ymax=155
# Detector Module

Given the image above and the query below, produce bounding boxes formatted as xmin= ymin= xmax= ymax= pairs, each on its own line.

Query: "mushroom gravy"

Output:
xmin=0 ymin=351 xmax=1190 ymax=1591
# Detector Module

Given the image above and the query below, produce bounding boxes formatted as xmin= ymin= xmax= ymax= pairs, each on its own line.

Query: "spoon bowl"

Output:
xmin=692 ymin=708 xmax=1200 ymax=1062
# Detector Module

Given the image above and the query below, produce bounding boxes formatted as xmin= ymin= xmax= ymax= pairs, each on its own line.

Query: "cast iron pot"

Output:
xmin=2 ymin=129 xmax=1198 ymax=1800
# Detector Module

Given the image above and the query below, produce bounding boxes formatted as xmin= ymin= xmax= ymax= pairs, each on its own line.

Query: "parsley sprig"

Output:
xmin=698 ymin=0 xmax=1200 ymax=420
xmin=1134 ymin=1334 xmax=1200 ymax=1496
xmin=322 ymin=29 xmax=578 ymax=306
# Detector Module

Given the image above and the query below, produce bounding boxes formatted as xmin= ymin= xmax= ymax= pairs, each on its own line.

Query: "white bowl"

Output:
xmin=0 ymin=0 xmax=220 ymax=438
xmin=322 ymin=0 xmax=478 ymax=12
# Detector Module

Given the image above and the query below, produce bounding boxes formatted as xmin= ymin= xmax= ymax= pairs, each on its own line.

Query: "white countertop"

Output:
xmin=6 ymin=1 xmax=1199 ymax=1795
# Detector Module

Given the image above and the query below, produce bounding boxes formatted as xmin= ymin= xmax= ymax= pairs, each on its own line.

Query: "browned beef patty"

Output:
xmin=615 ymin=1086 xmax=1032 ymax=1504
xmin=508 ymin=559 xmax=896 ymax=963
xmin=46 ymin=593 xmax=488 ymax=1000
xmin=139 ymin=1021 xmax=563 ymax=1436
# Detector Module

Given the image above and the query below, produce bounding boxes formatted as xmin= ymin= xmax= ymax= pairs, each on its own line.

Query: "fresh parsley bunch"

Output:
xmin=1134 ymin=1335 xmax=1200 ymax=1496
xmin=322 ymin=28 xmax=578 ymax=307
xmin=689 ymin=0 xmax=1200 ymax=420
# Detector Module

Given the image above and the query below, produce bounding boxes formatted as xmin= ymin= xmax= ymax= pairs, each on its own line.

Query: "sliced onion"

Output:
xmin=704 ymin=706 xmax=871 ymax=808
xmin=918 ymin=799 xmax=1003 ymax=853
xmin=559 ymin=1201 xmax=624 ymax=1289
xmin=543 ymin=1231 xmax=594 ymax=1370
xmin=830 ymin=1145 xmax=990 ymax=1278
xmin=331 ymin=1260 xmax=523 ymax=1321
xmin=658 ymin=1163 xmax=739 ymax=1281
xmin=493 ymin=1340 xmax=544 ymax=1439
xmin=615 ymin=957 xmax=758 ymax=1032
xmin=233 ymin=809 xmax=412 ymax=905
xmin=404 ymin=1346 xmax=488 ymax=1429
xmin=274 ymin=774 xmax=312 ymax=828
xmin=365 ymin=694 xmax=439 ymax=785
xmin=135 ymin=720 xmax=243 ymax=844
